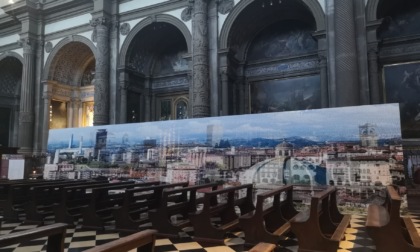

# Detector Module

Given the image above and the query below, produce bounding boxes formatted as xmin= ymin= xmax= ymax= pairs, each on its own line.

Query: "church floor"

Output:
xmin=0 ymin=214 xmax=419 ymax=252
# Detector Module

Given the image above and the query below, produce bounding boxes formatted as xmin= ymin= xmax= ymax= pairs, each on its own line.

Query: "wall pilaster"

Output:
xmin=18 ymin=38 xmax=36 ymax=155
xmin=334 ymin=0 xmax=360 ymax=106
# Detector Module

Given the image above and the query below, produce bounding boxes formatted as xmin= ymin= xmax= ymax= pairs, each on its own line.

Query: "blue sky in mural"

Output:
xmin=48 ymin=104 xmax=402 ymax=149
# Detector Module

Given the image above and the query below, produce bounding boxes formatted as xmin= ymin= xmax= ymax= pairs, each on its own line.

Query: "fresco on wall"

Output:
xmin=383 ymin=62 xmax=420 ymax=138
xmin=250 ymin=75 xmax=321 ymax=113
xmin=379 ymin=6 xmax=420 ymax=39
xmin=153 ymin=44 xmax=189 ymax=75
xmin=247 ymin=21 xmax=317 ymax=61
xmin=46 ymin=104 xmax=403 ymax=210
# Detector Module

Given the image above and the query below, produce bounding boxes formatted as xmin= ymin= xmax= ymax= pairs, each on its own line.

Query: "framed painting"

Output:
xmin=250 ymin=75 xmax=321 ymax=114
xmin=383 ymin=61 xmax=420 ymax=138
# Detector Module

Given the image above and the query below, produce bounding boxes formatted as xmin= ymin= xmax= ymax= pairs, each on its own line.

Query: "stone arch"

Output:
xmin=119 ymin=14 xmax=192 ymax=68
xmin=366 ymin=0 xmax=380 ymax=22
xmin=0 ymin=51 xmax=24 ymax=64
xmin=219 ymin=0 xmax=326 ymax=49
xmin=43 ymin=35 xmax=97 ymax=81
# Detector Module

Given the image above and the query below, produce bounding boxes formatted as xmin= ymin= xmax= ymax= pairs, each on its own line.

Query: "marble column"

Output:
xmin=90 ymin=17 xmax=110 ymax=125
xmin=192 ymin=0 xmax=210 ymax=118
xmin=334 ymin=0 xmax=359 ymax=106
xmin=144 ymin=77 xmax=151 ymax=122
xmin=67 ymin=99 xmax=74 ymax=128
xmin=368 ymin=47 xmax=380 ymax=104
xmin=18 ymin=38 xmax=36 ymax=154
xmin=319 ymin=55 xmax=329 ymax=108
xmin=41 ymin=82 xmax=52 ymax=153
xmin=73 ymin=99 xmax=81 ymax=128
xmin=119 ymin=80 xmax=128 ymax=124
xmin=220 ymin=69 xmax=229 ymax=115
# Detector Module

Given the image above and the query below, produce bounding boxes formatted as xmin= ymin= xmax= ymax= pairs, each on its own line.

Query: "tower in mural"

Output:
xmin=94 ymin=129 xmax=108 ymax=160
xmin=359 ymin=123 xmax=378 ymax=147
xmin=207 ymin=125 xmax=223 ymax=147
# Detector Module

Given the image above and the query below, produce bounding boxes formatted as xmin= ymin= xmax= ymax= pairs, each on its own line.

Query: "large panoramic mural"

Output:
xmin=46 ymin=104 xmax=403 ymax=209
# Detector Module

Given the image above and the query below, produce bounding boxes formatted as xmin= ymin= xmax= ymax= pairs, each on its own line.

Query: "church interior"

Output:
xmin=0 ymin=0 xmax=420 ymax=251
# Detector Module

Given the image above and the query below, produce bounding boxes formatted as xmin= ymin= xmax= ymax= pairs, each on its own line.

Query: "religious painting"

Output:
xmin=403 ymin=141 xmax=420 ymax=186
xmin=250 ymin=75 xmax=321 ymax=114
xmin=383 ymin=61 xmax=420 ymax=138
xmin=379 ymin=4 xmax=420 ymax=39
xmin=247 ymin=21 xmax=317 ymax=61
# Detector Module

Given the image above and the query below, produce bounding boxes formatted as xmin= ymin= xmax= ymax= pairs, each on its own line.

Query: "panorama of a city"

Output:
xmin=46 ymin=103 xmax=403 ymax=212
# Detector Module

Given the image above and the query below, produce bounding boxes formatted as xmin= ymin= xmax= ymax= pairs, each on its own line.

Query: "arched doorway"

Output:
xmin=0 ymin=55 xmax=22 ymax=147
xmin=120 ymin=16 xmax=191 ymax=123
xmin=371 ymin=0 xmax=420 ymax=138
xmin=220 ymin=0 xmax=326 ymax=115
xmin=44 ymin=39 xmax=96 ymax=129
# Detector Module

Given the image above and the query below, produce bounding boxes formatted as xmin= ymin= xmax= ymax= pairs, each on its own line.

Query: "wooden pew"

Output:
xmin=290 ymin=186 xmax=351 ymax=252
xmin=366 ymin=185 xmax=420 ymax=252
xmin=189 ymin=183 xmax=255 ymax=242
xmin=0 ymin=223 xmax=68 ymax=252
xmin=3 ymin=180 xmax=79 ymax=221
xmin=84 ymin=229 xmax=157 ymax=252
xmin=53 ymin=181 xmax=127 ymax=225
xmin=81 ymin=181 xmax=162 ymax=229
xmin=149 ymin=182 xmax=220 ymax=237
xmin=113 ymin=181 xmax=189 ymax=232
xmin=239 ymin=185 xmax=299 ymax=245
xmin=24 ymin=180 xmax=101 ymax=224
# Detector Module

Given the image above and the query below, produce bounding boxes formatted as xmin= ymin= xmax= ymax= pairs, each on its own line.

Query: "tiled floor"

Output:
xmin=0 ymin=214 xmax=419 ymax=252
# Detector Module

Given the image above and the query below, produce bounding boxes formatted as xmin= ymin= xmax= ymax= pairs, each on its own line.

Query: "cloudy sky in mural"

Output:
xmin=48 ymin=104 xmax=402 ymax=149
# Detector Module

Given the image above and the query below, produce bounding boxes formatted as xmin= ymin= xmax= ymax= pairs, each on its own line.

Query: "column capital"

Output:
xmin=90 ymin=16 xmax=111 ymax=28
xmin=18 ymin=37 xmax=36 ymax=53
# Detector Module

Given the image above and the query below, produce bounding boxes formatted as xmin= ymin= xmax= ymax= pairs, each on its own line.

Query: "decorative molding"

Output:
xmin=380 ymin=44 xmax=420 ymax=57
xmin=245 ymin=59 xmax=319 ymax=77
xmin=181 ymin=7 xmax=192 ymax=22
xmin=120 ymin=23 xmax=131 ymax=36
xmin=89 ymin=17 xmax=110 ymax=27
xmin=45 ymin=41 xmax=53 ymax=53
xmin=91 ymin=29 xmax=97 ymax=43
xmin=52 ymin=87 xmax=72 ymax=97
xmin=218 ymin=0 xmax=234 ymax=15
xmin=152 ymin=76 xmax=189 ymax=89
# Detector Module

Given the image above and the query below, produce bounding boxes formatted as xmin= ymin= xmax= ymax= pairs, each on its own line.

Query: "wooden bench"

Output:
xmin=53 ymin=181 xmax=127 ymax=225
xmin=81 ymin=181 xmax=162 ymax=229
xmin=149 ymin=182 xmax=220 ymax=237
xmin=290 ymin=186 xmax=351 ymax=252
xmin=239 ymin=185 xmax=299 ymax=245
xmin=24 ymin=180 xmax=100 ymax=224
xmin=366 ymin=185 xmax=420 ymax=252
xmin=3 ymin=180 xmax=78 ymax=221
xmin=113 ymin=181 xmax=189 ymax=232
xmin=83 ymin=229 xmax=157 ymax=252
xmin=189 ymin=183 xmax=255 ymax=242
xmin=0 ymin=223 xmax=68 ymax=252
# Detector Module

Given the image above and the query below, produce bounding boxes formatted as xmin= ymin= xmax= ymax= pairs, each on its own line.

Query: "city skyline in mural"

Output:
xmin=48 ymin=103 xmax=401 ymax=149
xmin=46 ymin=103 xmax=404 ymax=208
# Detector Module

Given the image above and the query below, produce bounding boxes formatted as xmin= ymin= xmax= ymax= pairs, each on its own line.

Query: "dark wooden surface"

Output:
xmin=0 ymin=223 xmax=67 ymax=252
xmin=366 ymin=185 xmax=420 ymax=252
xmin=149 ymin=182 xmax=220 ymax=237
xmin=189 ymin=183 xmax=255 ymax=242
xmin=239 ymin=185 xmax=299 ymax=245
xmin=83 ymin=229 xmax=157 ymax=252
xmin=113 ymin=181 xmax=189 ymax=232
xmin=290 ymin=186 xmax=351 ymax=252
